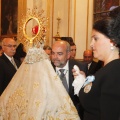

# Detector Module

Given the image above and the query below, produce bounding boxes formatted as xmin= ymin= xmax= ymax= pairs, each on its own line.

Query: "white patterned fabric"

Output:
xmin=0 ymin=47 xmax=80 ymax=120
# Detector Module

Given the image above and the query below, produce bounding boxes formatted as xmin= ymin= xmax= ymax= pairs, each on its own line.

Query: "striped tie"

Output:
xmin=59 ymin=69 xmax=68 ymax=92
xmin=11 ymin=58 xmax=17 ymax=70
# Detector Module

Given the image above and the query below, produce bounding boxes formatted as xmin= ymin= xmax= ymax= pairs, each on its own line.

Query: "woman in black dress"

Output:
xmin=73 ymin=7 xmax=120 ymax=120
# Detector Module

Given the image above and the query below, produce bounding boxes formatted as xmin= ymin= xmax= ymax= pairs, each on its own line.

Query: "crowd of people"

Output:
xmin=0 ymin=6 xmax=120 ymax=120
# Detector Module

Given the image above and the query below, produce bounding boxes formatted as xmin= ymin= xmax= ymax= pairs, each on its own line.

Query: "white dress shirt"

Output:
xmin=56 ymin=61 xmax=69 ymax=87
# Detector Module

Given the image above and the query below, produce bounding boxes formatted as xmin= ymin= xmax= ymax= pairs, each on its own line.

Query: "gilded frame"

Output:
xmin=0 ymin=0 xmax=26 ymax=40
xmin=94 ymin=0 xmax=120 ymax=21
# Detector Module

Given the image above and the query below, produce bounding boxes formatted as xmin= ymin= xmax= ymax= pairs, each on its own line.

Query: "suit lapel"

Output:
xmin=1 ymin=54 xmax=17 ymax=71
xmin=68 ymin=60 xmax=74 ymax=95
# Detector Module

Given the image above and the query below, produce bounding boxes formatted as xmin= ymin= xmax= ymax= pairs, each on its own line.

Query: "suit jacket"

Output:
xmin=87 ymin=61 xmax=98 ymax=76
xmin=0 ymin=54 xmax=20 ymax=95
xmin=52 ymin=59 xmax=88 ymax=108
xmin=87 ymin=60 xmax=103 ymax=76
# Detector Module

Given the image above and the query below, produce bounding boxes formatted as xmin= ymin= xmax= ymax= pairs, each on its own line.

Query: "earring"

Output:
xmin=110 ymin=43 xmax=114 ymax=50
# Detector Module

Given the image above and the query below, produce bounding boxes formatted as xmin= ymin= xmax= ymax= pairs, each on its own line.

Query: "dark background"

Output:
xmin=1 ymin=0 xmax=18 ymax=35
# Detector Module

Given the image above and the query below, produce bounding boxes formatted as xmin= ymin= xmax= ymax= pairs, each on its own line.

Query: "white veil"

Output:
xmin=0 ymin=46 xmax=80 ymax=120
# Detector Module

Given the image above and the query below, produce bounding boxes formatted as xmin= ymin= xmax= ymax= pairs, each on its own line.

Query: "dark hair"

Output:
xmin=60 ymin=37 xmax=76 ymax=47
xmin=93 ymin=12 xmax=120 ymax=48
xmin=43 ymin=45 xmax=52 ymax=50
xmin=14 ymin=43 xmax=26 ymax=62
xmin=69 ymin=42 xmax=76 ymax=46
xmin=61 ymin=37 xmax=73 ymax=43
xmin=109 ymin=6 xmax=120 ymax=18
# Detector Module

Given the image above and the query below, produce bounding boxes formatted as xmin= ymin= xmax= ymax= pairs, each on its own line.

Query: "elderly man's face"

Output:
xmin=83 ymin=51 xmax=93 ymax=64
xmin=2 ymin=38 xmax=17 ymax=57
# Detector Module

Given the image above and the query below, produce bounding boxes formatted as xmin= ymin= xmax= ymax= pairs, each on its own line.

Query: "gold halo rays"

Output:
xmin=18 ymin=7 xmax=48 ymax=48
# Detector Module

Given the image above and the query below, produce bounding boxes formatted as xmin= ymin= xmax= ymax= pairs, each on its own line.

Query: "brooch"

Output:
xmin=82 ymin=75 xmax=95 ymax=93
xmin=84 ymin=82 xmax=92 ymax=93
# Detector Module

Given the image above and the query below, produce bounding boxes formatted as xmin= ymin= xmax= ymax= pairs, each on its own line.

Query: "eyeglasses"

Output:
xmin=3 ymin=45 xmax=17 ymax=48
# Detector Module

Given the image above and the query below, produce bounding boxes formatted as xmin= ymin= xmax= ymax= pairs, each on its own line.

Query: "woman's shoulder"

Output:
xmin=94 ymin=59 xmax=120 ymax=84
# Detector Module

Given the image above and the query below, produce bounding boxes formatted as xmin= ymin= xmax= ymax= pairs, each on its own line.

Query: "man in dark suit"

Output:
xmin=83 ymin=50 xmax=103 ymax=76
xmin=51 ymin=40 xmax=88 ymax=117
xmin=0 ymin=38 xmax=20 ymax=95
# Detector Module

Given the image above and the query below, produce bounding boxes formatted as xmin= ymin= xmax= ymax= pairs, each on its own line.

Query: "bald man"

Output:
xmin=83 ymin=50 xmax=93 ymax=64
xmin=51 ymin=40 xmax=88 ymax=118
xmin=83 ymin=50 xmax=103 ymax=76
xmin=0 ymin=38 xmax=20 ymax=95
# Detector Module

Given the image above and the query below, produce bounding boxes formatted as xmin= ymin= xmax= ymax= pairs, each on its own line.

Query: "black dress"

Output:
xmin=79 ymin=59 xmax=120 ymax=120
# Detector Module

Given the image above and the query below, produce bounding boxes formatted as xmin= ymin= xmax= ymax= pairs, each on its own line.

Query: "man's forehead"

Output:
xmin=52 ymin=50 xmax=64 ymax=53
xmin=84 ymin=54 xmax=92 ymax=56
xmin=53 ymin=45 xmax=66 ymax=50
xmin=52 ymin=49 xmax=67 ymax=54
xmin=4 ymin=38 xmax=15 ymax=43
xmin=84 ymin=52 xmax=92 ymax=55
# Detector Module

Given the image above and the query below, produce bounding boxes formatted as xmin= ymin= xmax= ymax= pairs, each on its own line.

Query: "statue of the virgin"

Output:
xmin=0 ymin=8 xmax=80 ymax=120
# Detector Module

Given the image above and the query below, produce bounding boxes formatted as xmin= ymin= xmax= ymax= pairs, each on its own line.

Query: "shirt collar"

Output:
xmin=88 ymin=62 xmax=92 ymax=69
xmin=4 ymin=53 xmax=13 ymax=61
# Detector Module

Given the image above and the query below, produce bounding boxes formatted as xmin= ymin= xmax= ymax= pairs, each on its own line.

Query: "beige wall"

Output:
xmin=75 ymin=0 xmax=94 ymax=59
xmin=21 ymin=0 xmax=93 ymax=59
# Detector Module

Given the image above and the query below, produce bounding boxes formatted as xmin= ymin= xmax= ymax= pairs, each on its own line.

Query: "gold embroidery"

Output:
xmin=54 ymin=75 xmax=59 ymax=81
xmin=35 ymin=100 xmax=41 ymax=107
xmin=33 ymin=82 xmax=40 ymax=89
xmin=1 ymin=86 xmax=29 ymax=119
xmin=0 ymin=91 xmax=79 ymax=120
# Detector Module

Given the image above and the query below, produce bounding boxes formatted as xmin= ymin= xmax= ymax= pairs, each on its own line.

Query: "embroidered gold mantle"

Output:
xmin=0 ymin=48 xmax=80 ymax=120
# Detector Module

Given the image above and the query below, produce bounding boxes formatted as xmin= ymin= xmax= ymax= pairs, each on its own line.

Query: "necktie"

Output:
xmin=59 ymin=69 xmax=68 ymax=92
xmin=11 ymin=58 xmax=17 ymax=70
